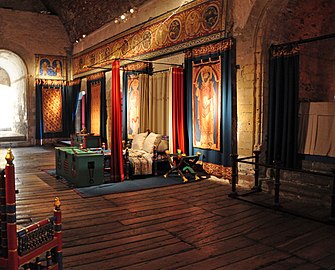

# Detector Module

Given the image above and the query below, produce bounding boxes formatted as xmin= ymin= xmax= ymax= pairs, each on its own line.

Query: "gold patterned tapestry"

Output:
xmin=127 ymin=75 xmax=140 ymax=138
xmin=42 ymin=86 xmax=63 ymax=133
xmin=90 ymin=82 xmax=101 ymax=135
xmin=192 ymin=59 xmax=221 ymax=150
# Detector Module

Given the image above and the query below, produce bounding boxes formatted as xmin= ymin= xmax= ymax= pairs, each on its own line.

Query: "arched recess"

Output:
xmin=0 ymin=50 xmax=28 ymax=141
xmin=249 ymin=0 xmax=334 ymax=151
xmin=247 ymin=0 xmax=289 ymax=151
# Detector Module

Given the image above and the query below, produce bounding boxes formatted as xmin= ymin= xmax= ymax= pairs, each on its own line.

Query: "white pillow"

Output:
xmin=131 ymin=132 xmax=148 ymax=150
xmin=142 ymin=132 xmax=162 ymax=153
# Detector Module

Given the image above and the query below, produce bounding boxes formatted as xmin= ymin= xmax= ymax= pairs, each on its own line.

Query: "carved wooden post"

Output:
xmin=252 ymin=150 xmax=262 ymax=191
xmin=229 ymin=153 xmax=238 ymax=198
xmin=5 ymin=149 xmax=18 ymax=270
xmin=53 ymin=197 xmax=63 ymax=269
xmin=153 ymin=146 xmax=158 ymax=176
xmin=125 ymin=148 xmax=130 ymax=180
xmin=273 ymin=160 xmax=281 ymax=209
xmin=0 ymin=168 xmax=7 ymax=258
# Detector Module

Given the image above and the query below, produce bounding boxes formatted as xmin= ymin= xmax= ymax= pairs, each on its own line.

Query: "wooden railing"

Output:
xmin=229 ymin=150 xmax=335 ymax=223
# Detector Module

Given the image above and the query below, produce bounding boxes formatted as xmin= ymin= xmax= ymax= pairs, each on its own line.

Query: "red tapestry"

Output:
xmin=127 ymin=75 xmax=140 ymax=138
xmin=192 ymin=59 xmax=221 ymax=150
xmin=42 ymin=86 xmax=63 ymax=133
xmin=90 ymin=82 xmax=101 ymax=135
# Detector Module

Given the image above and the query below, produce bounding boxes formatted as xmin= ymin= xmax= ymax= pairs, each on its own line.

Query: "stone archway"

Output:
xmin=250 ymin=0 xmax=335 ymax=150
xmin=0 ymin=50 xmax=28 ymax=142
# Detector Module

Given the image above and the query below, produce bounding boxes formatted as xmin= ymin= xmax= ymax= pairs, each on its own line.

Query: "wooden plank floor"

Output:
xmin=1 ymin=146 xmax=335 ymax=269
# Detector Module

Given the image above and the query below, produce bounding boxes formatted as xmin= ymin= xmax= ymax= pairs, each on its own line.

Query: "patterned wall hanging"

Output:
xmin=35 ymin=55 xmax=67 ymax=80
xmin=127 ymin=75 xmax=141 ymax=138
xmin=42 ymin=86 xmax=63 ymax=133
xmin=192 ymin=59 xmax=221 ymax=150
xmin=90 ymin=82 xmax=101 ymax=135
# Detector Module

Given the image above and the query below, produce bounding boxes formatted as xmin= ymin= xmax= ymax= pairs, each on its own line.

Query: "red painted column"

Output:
xmin=5 ymin=149 xmax=18 ymax=270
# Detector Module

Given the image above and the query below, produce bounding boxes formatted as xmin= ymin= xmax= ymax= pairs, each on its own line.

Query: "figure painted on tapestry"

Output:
xmin=52 ymin=60 xmax=62 ymax=77
xmin=127 ymin=76 xmax=141 ymax=138
xmin=38 ymin=56 xmax=64 ymax=79
xmin=193 ymin=63 xmax=221 ymax=150
xmin=40 ymin=59 xmax=51 ymax=76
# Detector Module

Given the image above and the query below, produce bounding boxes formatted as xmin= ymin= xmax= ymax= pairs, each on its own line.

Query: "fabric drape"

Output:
xmin=185 ymin=41 xmax=233 ymax=166
xmin=42 ymin=86 xmax=63 ymax=133
xmin=35 ymin=81 xmax=66 ymax=143
xmin=123 ymin=71 xmax=152 ymax=139
xmin=148 ymin=71 xmax=170 ymax=135
xmin=267 ymin=47 xmax=299 ymax=168
xmin=122 ymin=72 xmax=128 ymax=140
xmin=172 ymin=67 xmax=186 ymax=153
xmin=35 ymin=83 xmax=43 ymax=142
xmin=90 ymin=82 xmax=101 ymax=135
xmin=66 ymin=81 xmax=81 ymax=135
xmin=139 ymin=73 xmax=150 ymax=133
xmin=86 ymin=74 xmax=107 ymax=142
xmin=105 ymin=71 xmax=112 ymax=148
xmin=122 ymin=71 xmax=142 ymax=139
xmin=80 ymin=78 xmax=87 ymax=130
xmin=110 ymin=60 xmax=124 ymax=182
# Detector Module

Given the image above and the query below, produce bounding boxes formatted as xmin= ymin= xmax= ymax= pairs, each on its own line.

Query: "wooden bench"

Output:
xmin=0 ymin=149 xmax=62 ymax=270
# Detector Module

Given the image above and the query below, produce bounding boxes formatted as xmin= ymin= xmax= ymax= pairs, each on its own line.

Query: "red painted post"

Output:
xmin=53 ymin=197 xmax=62 ymax=269
xmin=5 ymin=149 xmax=18 ymax=270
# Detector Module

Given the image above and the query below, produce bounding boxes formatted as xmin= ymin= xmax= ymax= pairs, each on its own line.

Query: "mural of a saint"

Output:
xmin=127 ymin=76 xmax=140 ymax=137
xmin=193 ymin=64 xmax=220 ymax=150
xmin=38 ymin=57 xmax=64 ymax=79
xmin=53 ymin=60 xmax=62 ymax=77
xmin=40 ymin=59 xmax=51 ymax=76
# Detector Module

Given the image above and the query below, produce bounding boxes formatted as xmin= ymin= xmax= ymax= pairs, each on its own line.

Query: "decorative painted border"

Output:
xmin=73 ymin=0 xmax=225 ymax=76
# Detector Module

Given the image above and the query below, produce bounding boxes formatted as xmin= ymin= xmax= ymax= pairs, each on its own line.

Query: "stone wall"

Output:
xmin=0 ymin=8 xmax=71 ymax=145
xmin=232 ymin=0 xmax=334 ymax=185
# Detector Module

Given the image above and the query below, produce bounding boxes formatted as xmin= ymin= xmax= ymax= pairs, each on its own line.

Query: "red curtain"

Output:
xmin=110 ymin=60 xmax=124 ymax=182
xmin=172 ymin=67 xmax=186 ymax=153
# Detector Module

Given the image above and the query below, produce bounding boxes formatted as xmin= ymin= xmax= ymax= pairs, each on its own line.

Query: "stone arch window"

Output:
xmin=0 ymin=50 xmax=28 ymax=142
